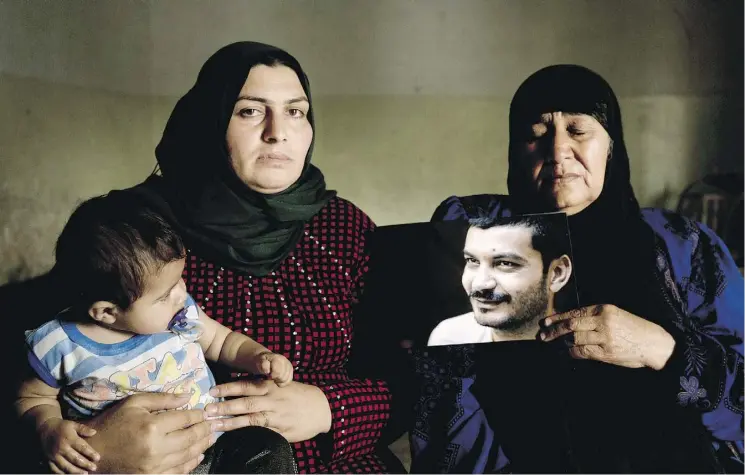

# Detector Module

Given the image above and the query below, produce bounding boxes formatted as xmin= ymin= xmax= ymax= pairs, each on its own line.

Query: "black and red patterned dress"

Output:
xmin=182 ymin=196 xmax=393 ymax=473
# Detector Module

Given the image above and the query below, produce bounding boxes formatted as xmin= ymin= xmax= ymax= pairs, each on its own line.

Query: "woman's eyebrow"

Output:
xmin=236 ymin=95 xmax=309 ymax=105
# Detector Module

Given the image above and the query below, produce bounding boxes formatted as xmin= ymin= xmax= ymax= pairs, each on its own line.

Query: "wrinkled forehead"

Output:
xmin=512 ymin=97 xmax=609 ymax=128
xmin=528 ymin=112 xmax=603 ymax=126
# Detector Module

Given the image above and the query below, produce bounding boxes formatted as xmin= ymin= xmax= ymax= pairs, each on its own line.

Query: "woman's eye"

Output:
xmin=288 ymin=108 xmax=306 ymax=118
xmin=239 ymin=108 xmax=261 ymax=117
xmin=495 ymin=260 xmax=518 ymax=269
xmin=567 ymin=125 xmax=587 ymax=136
xmin=465 ymin=257 xmax=478 ymax=265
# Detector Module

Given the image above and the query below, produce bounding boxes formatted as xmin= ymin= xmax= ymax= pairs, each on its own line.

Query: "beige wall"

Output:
xmin=1 ymin=0 xmax=742 ymax=284
xmin=311 ymin=93 xmax=740 ymax=225
xmin=0 ymin=74 xmax=158 ymax=281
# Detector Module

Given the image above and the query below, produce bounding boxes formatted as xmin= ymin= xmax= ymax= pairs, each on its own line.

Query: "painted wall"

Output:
xmin=1 ymin=0 xmax=742 ymax=283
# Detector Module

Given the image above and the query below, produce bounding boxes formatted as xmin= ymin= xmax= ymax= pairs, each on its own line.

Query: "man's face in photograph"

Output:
xmin=462 ymin=224 xmax=550 ymax=331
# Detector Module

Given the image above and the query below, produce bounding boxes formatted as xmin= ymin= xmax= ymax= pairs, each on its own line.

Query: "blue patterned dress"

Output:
xmin=410 ymin=194 xmax=744 ymax=473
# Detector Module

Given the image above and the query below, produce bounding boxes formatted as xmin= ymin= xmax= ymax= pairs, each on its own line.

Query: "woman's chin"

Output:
xmin=543 ymin=188 xmax=594 ymax=214
xmin=555 ymin=199 xmax=594 ymax=215
xmin=244 ymin=174 xmax=300 ymax=194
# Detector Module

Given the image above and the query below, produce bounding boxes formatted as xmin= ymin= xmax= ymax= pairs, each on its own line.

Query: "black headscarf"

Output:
xmin=503 ymin=65 xmax=718 ymax=473
xmin=506 ymin=64 xmax=646 ymax=310
xmin=147 ymin=41 xmax=335 ymax=277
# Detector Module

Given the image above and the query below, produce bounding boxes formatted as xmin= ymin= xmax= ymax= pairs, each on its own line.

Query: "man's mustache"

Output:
xmin=469 ymin=290 xmax=511 ymax=304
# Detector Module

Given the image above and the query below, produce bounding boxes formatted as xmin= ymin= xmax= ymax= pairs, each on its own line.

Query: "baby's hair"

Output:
xmin=55 ymin=190 xmax=185 ymax=311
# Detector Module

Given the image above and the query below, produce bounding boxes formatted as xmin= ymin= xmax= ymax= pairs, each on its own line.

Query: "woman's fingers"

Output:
xmin=206 ymin=396 xmax=274 ymax=418
xmin=540 ymin=316 xmax=599 ymax=341
xmin=122 ymin=391 xmax=193 ymax=412
xmin=544 ymin=305 xmax=605 ymax=326
xmin=154 ymin=407 xmax=209 ymax=433
xmin=158 ymin=426 xmax=215 ymax=473
xmin=571 ymin=331 xmax=605 ymax=347
xmin=161 ymin=419 xmax=215 ymax=454
xmin=212 ymin=412 xmax=278 ymax=433
xmin=569 ymin=344 xmax=604 ymax=360
xmin=48 ymin=461 xmax=65 ymax=474
xmin=543 ymin=307 xmax=591 ymax=326
xmin=209 ymin=379 xmax=274 ymax=398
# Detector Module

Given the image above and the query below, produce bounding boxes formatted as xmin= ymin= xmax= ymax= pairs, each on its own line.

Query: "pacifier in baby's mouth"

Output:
xmin=168 ymin=307 xmax=204 ymax=341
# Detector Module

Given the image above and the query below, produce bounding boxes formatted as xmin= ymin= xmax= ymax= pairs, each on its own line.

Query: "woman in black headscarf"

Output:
xmin=421 ymin=65 xmax=743 ymax=472
xmin=76 ymin=42 xmax=400 ymax=474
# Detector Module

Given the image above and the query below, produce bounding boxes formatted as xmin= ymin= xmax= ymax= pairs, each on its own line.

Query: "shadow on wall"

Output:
xmin=647 ymin=187 xmax=675 ymax=211
xmin=4 ymin=264 xmax=31 ymax=285
xmin=678 ymin=0 xmax=744 ymax=180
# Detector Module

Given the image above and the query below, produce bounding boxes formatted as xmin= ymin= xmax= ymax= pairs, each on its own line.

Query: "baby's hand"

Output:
xmin=257 ymin=351 xmax=294 ymax=387
xmin=38 ymin=418 xmax=100 ymax=474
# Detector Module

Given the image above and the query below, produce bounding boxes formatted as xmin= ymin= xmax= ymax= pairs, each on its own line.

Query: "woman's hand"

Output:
xmin=206 ymin=380 xmax=332 ymax=443
xmin=83 ymin=393 xmax=217 ymax=473
xmin=540 ymin=304 xmax=676 ymax=370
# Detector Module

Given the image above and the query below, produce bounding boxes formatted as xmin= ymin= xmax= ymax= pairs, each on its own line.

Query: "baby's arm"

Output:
xmin=197 ymin=307 xmax=293 ymax=386
xmin=16 ymin=377 xmax=100 ymax=473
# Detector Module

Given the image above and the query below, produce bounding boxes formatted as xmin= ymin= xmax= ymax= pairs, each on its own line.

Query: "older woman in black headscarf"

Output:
xmin=416 ymin=65 xmax=743 ymax=472
xmin=72 ymin=42 xmax=401 ymax=474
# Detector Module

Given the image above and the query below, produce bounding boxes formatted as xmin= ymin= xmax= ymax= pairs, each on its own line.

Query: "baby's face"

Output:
xmin=118 ymin=258 xmax=188 ymax=335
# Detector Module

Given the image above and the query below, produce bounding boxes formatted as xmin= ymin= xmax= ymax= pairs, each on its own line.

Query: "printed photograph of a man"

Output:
xmin=428 ymin=213 xmax=577 ymax=346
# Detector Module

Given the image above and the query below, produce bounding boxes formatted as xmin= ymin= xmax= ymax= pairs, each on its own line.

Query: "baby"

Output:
xmin=15 ymin=190 xmax=293 ymax=474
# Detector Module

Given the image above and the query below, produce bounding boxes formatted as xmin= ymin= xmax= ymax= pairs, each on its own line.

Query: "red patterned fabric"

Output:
xmin=182 ymin=197 xmax=393 ymax=473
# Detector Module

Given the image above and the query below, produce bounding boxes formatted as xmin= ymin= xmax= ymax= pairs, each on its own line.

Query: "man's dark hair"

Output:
xmin=54 ymin=190 xmax=185 ymax=311
xmin=468 ymin=212 xmax=572 ymax=272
